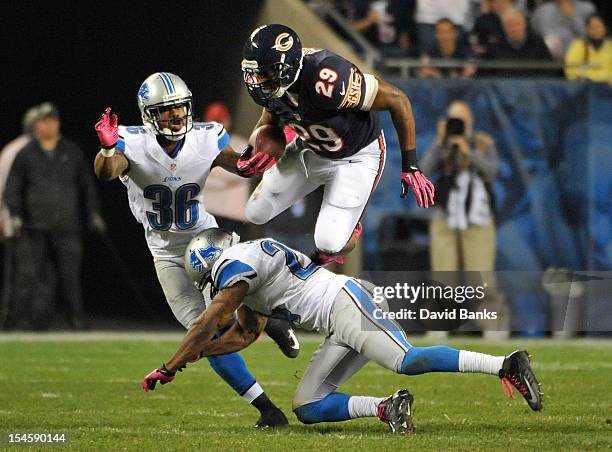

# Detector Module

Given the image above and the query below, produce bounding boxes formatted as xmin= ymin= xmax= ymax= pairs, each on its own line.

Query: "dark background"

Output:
xmin=1 ymin=0 xmax=610 ymax=326
xmin=0 ymin=1 xmax=262 ymax=324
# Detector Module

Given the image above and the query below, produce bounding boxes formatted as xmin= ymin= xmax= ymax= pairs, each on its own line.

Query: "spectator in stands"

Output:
xmin=565 ymin=13 xmax=612 ymax=82
xmin=349 ymin=0 xmax=416 ymax=56
xmin=4 ymin=103 xmax=104 ymax=330
xmin=471 ymin=0 xmax=516 ymax=56
xmin=419 ymin=18 xmax=476 ymax=78
xmin=415 ymin=0 xmax=471 ymax=54
xmin=486 ymin=8 xmax=553 ymax=75
xmin=0 ymin=106 xmax=38 ymax=240
xmin=202 ymin=102 xmax=251 ymax=238
xmin=420 ymin=100 xmax=498 ymax=271
xmin=531 ymin=0 xmax=596 ymax=60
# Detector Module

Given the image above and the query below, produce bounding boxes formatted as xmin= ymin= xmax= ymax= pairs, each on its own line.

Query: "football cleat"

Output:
xmin=255 ymin=407 xmax=289 ymax=429
xmin=499 ymin=350 xmax=543 ymax=411
xmin=264 ymin=317 xmax=300 ymax=359
xmin=377 ymin=389 xmax=415 ymax=434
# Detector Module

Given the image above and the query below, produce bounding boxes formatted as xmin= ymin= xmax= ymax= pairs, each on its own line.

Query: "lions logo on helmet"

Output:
xmin=138 ymin=82 xmax=150 ymax=101
xmin=184 ymin=228 xmax=241 ymax=290
xmin=190 ymin=246 xmax=222 ymax=273
xmin=242 ymin=24 xmax=303 ymax=103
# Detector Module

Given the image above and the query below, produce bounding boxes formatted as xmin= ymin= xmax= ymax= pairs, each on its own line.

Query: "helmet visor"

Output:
xmin=146 ymin=101 xmax=193 ymax=140
xmin=243 ymin=63 xmax=290 ymax=100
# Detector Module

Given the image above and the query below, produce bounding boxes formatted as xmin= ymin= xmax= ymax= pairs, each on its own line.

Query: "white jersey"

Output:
xmin=210 ymin=239 xmax=349 ymax=333
xmin=117 ymin=122 xmax=229 ymax=257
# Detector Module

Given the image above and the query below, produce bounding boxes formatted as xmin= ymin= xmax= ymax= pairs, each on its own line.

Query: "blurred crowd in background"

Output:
xmin=308 ymin=0 xmax=612 ymax=81
xmin=0 ymin=0 xmax=609 ymax=334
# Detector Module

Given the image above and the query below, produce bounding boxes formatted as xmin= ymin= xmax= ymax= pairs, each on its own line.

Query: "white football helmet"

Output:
xmin=137 ymin=72 xmax=193 ymax=141
xmin=184 ymin=228 xmax=241 ymax=290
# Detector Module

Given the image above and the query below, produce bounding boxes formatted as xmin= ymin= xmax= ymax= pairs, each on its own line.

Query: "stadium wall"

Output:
xmin=364 ymin=79 xmax=612 ymax=334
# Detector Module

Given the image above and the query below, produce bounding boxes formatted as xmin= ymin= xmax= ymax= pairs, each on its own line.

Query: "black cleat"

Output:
xmin=255 ymin=407 xmax=289 ymax=429
xmin=499 ymin=350 xmax=543 ymax=411
xmin=264 ymin=317 xmax=300 ymax=359
xmin=377 ymin=389 xmax=415 ymax=434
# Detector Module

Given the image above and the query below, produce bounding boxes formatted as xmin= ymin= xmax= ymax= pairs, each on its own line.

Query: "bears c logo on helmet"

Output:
xmin=272 ymin=33 xmax=294 ymax=52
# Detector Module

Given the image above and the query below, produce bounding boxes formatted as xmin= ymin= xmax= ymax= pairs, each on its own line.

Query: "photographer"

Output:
xmin=420 ymin=100 xmax=499 ymax=273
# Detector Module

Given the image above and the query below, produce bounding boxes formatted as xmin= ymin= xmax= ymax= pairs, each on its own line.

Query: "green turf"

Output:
xmin=0 ymin=336 xmax=611 ymax=451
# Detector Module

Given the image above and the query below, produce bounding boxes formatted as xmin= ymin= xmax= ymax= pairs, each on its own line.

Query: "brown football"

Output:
xmin=251 ymin=125 xmax=286 ymax=159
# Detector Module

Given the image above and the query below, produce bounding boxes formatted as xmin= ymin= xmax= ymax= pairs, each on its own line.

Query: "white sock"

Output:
xmin=243 ymin=382 xmax=264 ymax=404
xmin=458 ymin=350 xmax=505 ymax=375
xmin=348 ymin=396 xmax=385 ymax=418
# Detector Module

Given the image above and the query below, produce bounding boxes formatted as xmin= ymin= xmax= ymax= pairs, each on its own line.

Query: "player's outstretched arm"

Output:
xmin=164 ymin=282 xmax=248 ymax=372
xmin=93 ymin=107 xmax=129 ymax=181
xmin=212 ymin=146 xmax=241 ymax=175
xmin=370 ymin=79 xmax=435 ymax=208
xmin=197 ymin=304 xmax=266 ymax=357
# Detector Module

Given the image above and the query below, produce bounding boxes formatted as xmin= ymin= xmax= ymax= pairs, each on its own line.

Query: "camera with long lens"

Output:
xmin=445 ymin=117 xmax=465 ymax=137
xmin=444 ymin=117 xmax=466 ymax=170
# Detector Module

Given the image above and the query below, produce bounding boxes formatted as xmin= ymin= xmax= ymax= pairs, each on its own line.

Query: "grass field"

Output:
xmin=0 ymin=333 xmax=611 ymax=451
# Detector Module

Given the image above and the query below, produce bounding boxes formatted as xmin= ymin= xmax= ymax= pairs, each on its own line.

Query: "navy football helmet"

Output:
xmin=242 ymin=24 xmax=303 ymax=103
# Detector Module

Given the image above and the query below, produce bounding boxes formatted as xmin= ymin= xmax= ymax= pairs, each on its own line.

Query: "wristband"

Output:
xmin=401 ymin=149 xmax=418 ymax=172
xmin=100 ymin=147 xmax=115 ymax=158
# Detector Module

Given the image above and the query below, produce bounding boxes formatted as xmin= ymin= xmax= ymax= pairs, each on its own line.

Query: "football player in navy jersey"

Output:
xmin=237 ymin=24 xmax=435 ymax=265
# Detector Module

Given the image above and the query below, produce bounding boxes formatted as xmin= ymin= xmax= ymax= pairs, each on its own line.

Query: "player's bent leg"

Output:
xmin=292 ymin=336 xmax=370 ymax=423
xmin=313 ymin=142 xmax=381 ymax=262
xmin=340 ymin=280 xmax=542 ymax=410
xmin=154 ymin=256 xmax=207 ymax=329
xmin=292 ymin=336 xmax=413 ymax=432
xmin=333 ymin=280 xmax=411 ymax=372
xmin=245 ymin=150 xmax=320 ymax=225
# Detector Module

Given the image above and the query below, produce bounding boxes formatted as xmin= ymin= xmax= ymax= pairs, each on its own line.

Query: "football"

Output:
xmin=250 ymin=124 xmax=287 ymax=159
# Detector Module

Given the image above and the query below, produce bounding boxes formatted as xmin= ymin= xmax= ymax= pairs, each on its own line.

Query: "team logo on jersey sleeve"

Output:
xmin=272 ymin=33 xmax=294 ymax=52
xmin=338 ymin=68 xmax=363 ymax=109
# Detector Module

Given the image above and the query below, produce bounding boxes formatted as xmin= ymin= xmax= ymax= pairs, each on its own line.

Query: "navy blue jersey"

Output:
xmin=263 ymin=49 xmax=381 ymax=159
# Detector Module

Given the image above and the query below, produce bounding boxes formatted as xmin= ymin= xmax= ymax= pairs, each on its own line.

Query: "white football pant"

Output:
xmin=245 ymin=133 xmax=386 ymax=254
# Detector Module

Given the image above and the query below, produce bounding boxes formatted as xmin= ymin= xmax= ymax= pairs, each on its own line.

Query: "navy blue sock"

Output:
xmin=401 ymin=346 xmax=460 ymax=374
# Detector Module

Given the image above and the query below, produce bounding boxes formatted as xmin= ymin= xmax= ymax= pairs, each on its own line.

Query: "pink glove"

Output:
xmin=95 ymin=107 xmax=119 ymax=148
xmin=142 ymin=365 xmax=175 ymax=392
xmin=401 ymin=170 xmax=435 ymax=208
xmin=236 ymin=146 xmax=277 ymax=177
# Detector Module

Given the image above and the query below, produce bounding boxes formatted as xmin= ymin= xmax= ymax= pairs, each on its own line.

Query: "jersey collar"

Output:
xmin=165 ymin=137 xmax=185 ymax=159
